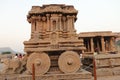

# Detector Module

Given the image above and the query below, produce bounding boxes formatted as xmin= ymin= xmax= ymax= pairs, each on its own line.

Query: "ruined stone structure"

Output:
xmin=1 ymin=4 xmax=120 ymax=80
xmin=115 ymin=32 xmax=120 ymax=52
xmin=79 ymin=31 xmax=117 ymax=55
xmin=95 ymin=54 xmax=120 ymax=76
xmin=78 ymin=31 xmax=120 ymax=80
xmin=23 ymin=4 xmax=91 ymax=80
xmin=95 ymin=54 xmax=120 ymax=80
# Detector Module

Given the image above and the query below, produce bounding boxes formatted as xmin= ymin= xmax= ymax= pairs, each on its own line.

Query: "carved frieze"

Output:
xmin=29 ymin=4 xmax=78 ymax=15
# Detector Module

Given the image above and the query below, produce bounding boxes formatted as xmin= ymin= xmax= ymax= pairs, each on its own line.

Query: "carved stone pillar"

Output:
xmin=62 ymin=16 xmax=67 ymax=31
xmin=71 ymin=15 xmax=76 ymax=32
xmin=31 ymin=20 xmax=35 ymax=32
xmin=42 ymin=16 xmax=47 ymax=32
xmin=56 ymin=19 xmax=59 ymax=31
xmin=67 ymin=15 xmax=72 ymax=32
xmin=46 ymin=14 xmax=50 ymax=31
xmin=59 ymin=14 xmax=62 ymax=31
xmin=101 ymin=37 xmax=105 ymax=53
xmin=50 ymin=18 xmax=52 ymax=31
xmin=31 ymin=16 xmax=35 ymax=32
xmin=110 ymin=37 xmax=115 ymax=51
xmin=90 ymin=38 xmax=94 ymax=52
xmin=87 ymin=40 xmax=90 ymax=52
xmin=110 ymin=37 xmax=112 ymax=50
xmin=105 ymin=40 xmax=109 ymax=51
xmin=66 ymin=15 xmax=75 ymax=33
xmin=37 ymin=16 xmax=42 ymax=32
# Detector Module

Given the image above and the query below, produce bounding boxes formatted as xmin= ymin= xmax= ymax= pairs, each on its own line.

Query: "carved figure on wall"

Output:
xmin=1 ymin=54 xmax=27 ymax=74
xmin=1 ymin=58 xmax=21 ymax=74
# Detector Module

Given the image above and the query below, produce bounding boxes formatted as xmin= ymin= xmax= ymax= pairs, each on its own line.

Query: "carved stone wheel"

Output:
xmin=58 ymin=51 xmax=81 ymax=73
xmin=26 ymin=52 xmax=50 ymax=75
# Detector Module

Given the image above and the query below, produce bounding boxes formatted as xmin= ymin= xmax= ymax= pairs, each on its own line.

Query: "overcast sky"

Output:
xmin=0 ymin=0 xmax=120 ymax=52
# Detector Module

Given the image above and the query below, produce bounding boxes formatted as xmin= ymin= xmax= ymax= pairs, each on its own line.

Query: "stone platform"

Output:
xmin=97 ymin=76 xmax=120 ymax=80
xmin=95 ymin=53 xmax=120 ymax=77
xmin=0 ymin=70 xmax=92 ymax=80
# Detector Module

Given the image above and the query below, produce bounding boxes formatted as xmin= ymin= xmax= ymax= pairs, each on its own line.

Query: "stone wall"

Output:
xmin=95 ymin=54 xmax=120 ymax=77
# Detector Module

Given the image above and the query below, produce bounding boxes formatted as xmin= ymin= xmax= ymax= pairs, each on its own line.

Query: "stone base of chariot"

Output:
xmin=18 ymin=70 xmax=92 ymax=80
xmin=0 ymin=70 xmax=92 ymax=80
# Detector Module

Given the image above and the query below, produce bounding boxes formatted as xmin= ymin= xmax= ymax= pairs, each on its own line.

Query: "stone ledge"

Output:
xmin=97 ymin=76 xmax=120 ymax=80
xmin=19 ymin=71 xmax=92 ymax=80
xmin=0 ymin=71 xmax=92 ymax=80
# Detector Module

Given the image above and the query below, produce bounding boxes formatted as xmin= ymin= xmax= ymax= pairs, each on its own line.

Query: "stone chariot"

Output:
xmin=24 ymin=4 xmax=91 ymax=80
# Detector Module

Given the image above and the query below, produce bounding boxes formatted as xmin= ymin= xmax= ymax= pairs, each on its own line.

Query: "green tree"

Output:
xmin=2 ymin=51 xmax=11 ymax=55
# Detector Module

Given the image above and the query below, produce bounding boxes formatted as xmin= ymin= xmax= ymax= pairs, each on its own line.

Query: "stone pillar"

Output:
xmin=36 ymin=16 xmax=41 ymax=32
xmin=110 ymin=37 xmax=115 ymax=51
xmin=71 ymin=15 xmax=76 ymax=32
xmin=62 ymin=16 xmax=67 ymax=31
xmin=67 ymin=15 xmax=75 ymax=32
xmin=110 ymin=37 xmax=113 ymax=50
xmin=31 ymin=16 xmax=39 ymax=32
xmin=67 ymin=15 xmax=73 ymax=32
xmin=50 ymin=18 xmax=52 ymax=31
xmin=105 ymin=40 xmax=109 ymax=51
xmin=87 ymin=40 xmax=90 ymax=52
xmin=59 ymin=14 xmax=62 ymax=31
xmin=101 ymin=37 xmax=105 ymax=53
xmin=31 ymin=20 xmax=35 ymax=32
xmin=56 ymin=19 xmax=59 ymax=31
xmin=90 ymin=38 xmax=94 ymax=52
xmin=38 ymin=16 xmax=43 ymax=32
xmin=42 ymin=16 xmax=47 ymax=32
xmin=46 ymin=14 xmax=50 ymax=31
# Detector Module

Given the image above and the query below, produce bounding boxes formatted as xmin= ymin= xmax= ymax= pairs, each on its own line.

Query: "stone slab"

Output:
xmin=97 ymin=76 xmax=120 ymax=80
xmin=96 ymin=68 xmax=113 ymax=77
xmin=113 ymin=67 xmax=120 ymax=75
xmin=95 ymin=54 xmax=120 ymax=59
xmin=96 ymin=59 xmax=110 ymax=68
xmin=19 ymin=71 xmax=92 ymax=80
xmin=0 ymin=71 xmax=92 ymax=80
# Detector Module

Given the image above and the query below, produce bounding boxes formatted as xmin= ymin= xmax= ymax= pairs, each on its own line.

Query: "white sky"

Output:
xmin=0 ymin=0 xmax=120 ymax=52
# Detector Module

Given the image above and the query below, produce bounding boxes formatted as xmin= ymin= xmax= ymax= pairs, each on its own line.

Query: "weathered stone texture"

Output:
xmin=79 ymin=31 xmax=117 ymax=55
xmin=18 ymin=71 xmax=92 ymax=80
xmin=96 ymin=68 xmax=113 ymax=76
xmin=0 ymin=71 xmax=92 ymax=80
xmin=112 ymin=67 xmax=120 ymax=75
xmin=95 ymin=54 xmax=120 ymax=77
xmin=23 ymin=4 xmax=91 ymax=80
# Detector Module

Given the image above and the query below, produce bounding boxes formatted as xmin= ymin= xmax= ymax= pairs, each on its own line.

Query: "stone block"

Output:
xmin=110 ymin=58 xmax=120 ymax=66
xmin=96 ymin=59 xmax=110 ymax=68
xmin=18 ymin=71 xmax=92 ymax=80
xmin=112 ymin=67 xmax=120 ymax=75
xmin=96 ymin=68 xmax=113 ymax=76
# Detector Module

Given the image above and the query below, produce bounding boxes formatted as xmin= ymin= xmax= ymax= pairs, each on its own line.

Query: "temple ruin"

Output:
xmin=79 ymin=31 xmax=117 ymax=55
xmin=1 ymin=4 xmax=120 ymax=80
